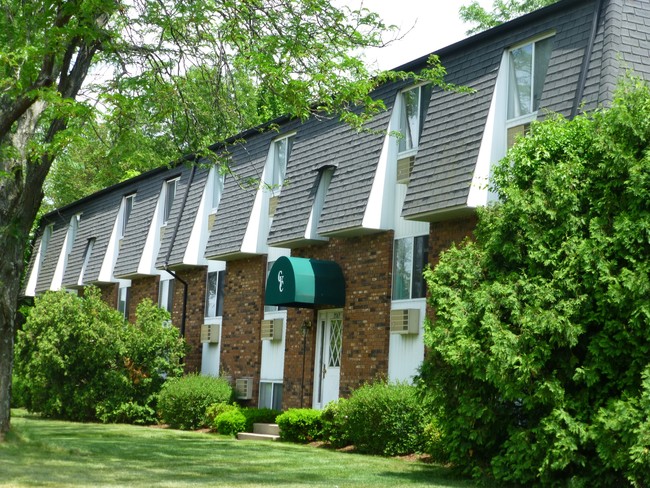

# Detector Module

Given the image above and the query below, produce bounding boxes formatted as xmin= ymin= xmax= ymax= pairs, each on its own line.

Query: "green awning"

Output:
xmin=265 ymin=256 xmax=345 ymax=308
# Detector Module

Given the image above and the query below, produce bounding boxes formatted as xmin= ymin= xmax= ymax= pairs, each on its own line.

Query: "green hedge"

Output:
xmin=158 ymin=374 xmax=233 ymax=430
xmin=276 ymin=408 xmax=322 ymax=443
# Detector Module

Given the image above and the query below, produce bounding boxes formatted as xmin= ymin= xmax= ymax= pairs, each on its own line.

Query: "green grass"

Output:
xmin=0 ymin=410 xmax=475 ymax=488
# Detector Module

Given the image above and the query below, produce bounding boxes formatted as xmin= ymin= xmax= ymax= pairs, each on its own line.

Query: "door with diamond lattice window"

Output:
xmin=313 ymin=310 xmax=343 ymax=409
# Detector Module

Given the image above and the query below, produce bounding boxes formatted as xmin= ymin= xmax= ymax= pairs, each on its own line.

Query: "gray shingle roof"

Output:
xmin=114 ymin=168 xmax=183 ymax=278
xmin=402 ymin=0 xmax=603 ymax=220
xmin=268 ymin=82 xmax=400 ymax=245
xmin=156 ymin=165 xmax=210 ymax=269
xmin=34 ymin=215 xmax=69 ymax=294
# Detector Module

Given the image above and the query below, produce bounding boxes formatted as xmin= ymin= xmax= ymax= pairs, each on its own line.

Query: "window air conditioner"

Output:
xmin=389 ymin=309 xmax=420 ymax=335
xmin=268 ymin=195 xmax=279 ymax=218
xmin=260 ymin=318 xmax=283 ymax=341
xmin=200 ymin=323 xmax=220 ymax=344
xmin=207 ymin=213 xmax=216 ymax=232
xmin=507 ymin=123 xmax=531 ymax=149
xmin=235 ymin=378 xmax=254 ymax=400
xmin=396 ymin=156 xmax=415 ymax=184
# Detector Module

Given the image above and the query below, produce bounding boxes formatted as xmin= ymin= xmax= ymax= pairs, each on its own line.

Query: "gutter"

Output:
xmin=163 ymin=164 xmax=198 ymax=338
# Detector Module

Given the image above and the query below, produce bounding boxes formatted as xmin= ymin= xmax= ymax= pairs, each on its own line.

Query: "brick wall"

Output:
xmin=429 ymin=215 xmax=478 ymax=265
xmin=169 ymin=268 xmax=207 ymax=374
xmin=127 ymin=276 xmax=159 ymax=323
xmin=219 ymin=256 xmax=266 ymax=406
xmin=284 ymin=231 xmax=394 ymax=408
xmin=98 ymin=283 xmax=118 ymax=308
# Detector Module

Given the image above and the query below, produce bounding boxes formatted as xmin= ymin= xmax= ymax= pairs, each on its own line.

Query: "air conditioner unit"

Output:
xmin=390 ymin=309 xmax=420 ymax=335
xmin=200 ymin=323 xmax=220 ymax=344
xmin=268 ymin=195 xmax=279 ymax=217
xmin=507 ymin=123 xmax=531 ymax=149
xmin=260 ymin=318 xmax=283 ymax=341
xmin=207 ymin=213 xmax=216 ymax=232
xmin=235 ymin=378 xmax=253 ymax=400
xmin=396 ymin=156 xmax=415 ymax=184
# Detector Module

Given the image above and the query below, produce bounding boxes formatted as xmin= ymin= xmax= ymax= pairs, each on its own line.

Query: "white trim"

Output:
xmin=51 ymin=214 xmax=80 ymax=291
xmin=24 ymin=224 xmax=53 ymax=297
xmin=137 ymin=182 xmax=166 ymax=276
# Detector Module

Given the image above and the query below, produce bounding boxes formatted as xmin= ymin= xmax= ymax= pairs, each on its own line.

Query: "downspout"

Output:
xmin=163 ymin=164 xmax=197 ymax=338
xmin=570 ymin=0 xmax=604 ymax=119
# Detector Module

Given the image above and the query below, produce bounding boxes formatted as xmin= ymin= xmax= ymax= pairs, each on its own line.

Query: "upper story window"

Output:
xmin=212 ymin=170 xmax=225 ymax=211
xmin=78 ymin=238 xmax=95 ymax=285
xmin=269 ymin=136 xmax=293 ymax=195
xmin=507 ymin=36 xmax=553 ymax=124
xmin=398 ymin=84 xmax=432 ymax=155
xmin=205 ymin=270 xmax=225 ymax=318
xmin=120 ymin=194 xmax=135 ymax=239
xmin=163 ymin=178 xmax=179 ymax=225
xmin=392 ymin=235 xmax=429 ymax=300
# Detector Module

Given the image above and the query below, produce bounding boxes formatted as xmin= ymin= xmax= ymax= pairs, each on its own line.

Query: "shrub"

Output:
xmin=158 ymin=374 xmax=233 ymax=430
xmin=321 ymin=398 xmax=351 ymax=448
xmin=241 ymin=407 xmax=280 ymax=432
xmin=338 ymin=381 xmax=430 ymax=456
xmin=214 ymin=409 xmax=247 ymax=436
xmin=276 ymin=408 xmax=322 ymax=443
xmin=206 ymin=402 xmax=239 ymax=428
xmin=14 ymin=288 xmax=185 ymax=424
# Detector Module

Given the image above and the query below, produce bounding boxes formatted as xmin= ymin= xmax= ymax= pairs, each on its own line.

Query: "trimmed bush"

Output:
xmin=242 ymin=407 xmax=280 ymax=432
xmin=337 ymin=381 xmax=430 ymax=456
xmin=206 ymin=402 xmax=239 ymax=428
xmin=276 ymin=408 xmax=322 ymax=443
xmin=214 ymin=409 xmax=247 ymax=436
xmin=158 ymin=374 xmax=233 ymax=430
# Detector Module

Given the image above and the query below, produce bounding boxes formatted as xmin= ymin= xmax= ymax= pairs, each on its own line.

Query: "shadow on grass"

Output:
xmin=1 ymin=411 xmax=476 ymax=488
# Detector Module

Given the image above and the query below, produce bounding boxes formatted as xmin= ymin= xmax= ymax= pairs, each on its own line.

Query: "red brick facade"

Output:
xmin=93 ymin=216 xmax=477 ymax=411
xmin=218 ymin=256 xmax=266 ymax=406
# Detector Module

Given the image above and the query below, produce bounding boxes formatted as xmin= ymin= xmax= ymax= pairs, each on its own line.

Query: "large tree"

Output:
xmin=460 ymin=0 xmax=558 ymax=34
xmin=0 ymin=0 xmax=442 ymax=439
xmin=421 ymin=78 xmax=650 ymax=485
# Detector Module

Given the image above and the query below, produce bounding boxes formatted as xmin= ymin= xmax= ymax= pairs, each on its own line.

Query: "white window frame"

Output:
xmin=397 ymin=83 xmax=431 ymax=157
xmin=204 ymin=269 xmax=225 ymax=318
xmin=267 ymin=134 xmax=294 ymax=195
xmin=392 ymin=234 xmax=429 ymax=301
xmin=120 ymin=194 xmax=135 ymax=240
xmin=117 ymin=284 xmax=129 ymax=318
xmin=258 ymin=381 xmax=283 ymax=411
xmin=211 ymin=169 xmax=225 ymax=212
xmin=158 ymin=277 xmax=174 ymax=313
xmin=163 ymin=177 xmax=179 ymax=226
xmin=505 ymin=33 xmax=554 ymax=146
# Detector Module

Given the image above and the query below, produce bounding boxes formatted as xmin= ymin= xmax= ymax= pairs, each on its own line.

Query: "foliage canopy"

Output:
xmin=460 ymin=0 xmax=558 ymax=34
xmin=421 ymin=77 xmax=650 ymax=486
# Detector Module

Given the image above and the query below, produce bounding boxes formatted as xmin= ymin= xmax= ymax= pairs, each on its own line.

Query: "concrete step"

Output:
xmin=237 ymin=432 xmax=280 ymax=442
xmin=253 ymin=423 xmax=280 ymax=436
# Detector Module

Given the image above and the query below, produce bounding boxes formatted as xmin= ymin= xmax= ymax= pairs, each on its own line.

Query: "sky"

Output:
xmin=344 ymin=0 xmax=494 ymax=71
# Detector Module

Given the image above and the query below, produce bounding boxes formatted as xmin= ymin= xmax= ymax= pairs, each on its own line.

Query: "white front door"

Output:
xmin=313 ymin=310 xmax=343 ymax=409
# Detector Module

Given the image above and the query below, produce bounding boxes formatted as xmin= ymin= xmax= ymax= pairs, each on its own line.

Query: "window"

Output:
xmin=212 ymin=170 xmax=225 ymax=210
xmin=507 ymin=36 xmax=553 ymax=121
xmin=205 ymin=270 xmax=225 ymax=318
xmin=158 ymin=278 xmax=174 ymax=313
xmin=269 ymin=136 xmax=293 ymax=194
xmin=117 ymin=285 xmax=129 ymax=318
xmin=392 ymin=235 xmax=429 ymax=300
xmin=78 ymin=238 xmax=95 ymax=285
xmin=163 ymin=178 xmax=179 ymax=225
xmin=398 ymin=84 xmax=432 ymax=154
xmin=121 ymin=194 xmax=135 ymax=238
xmin=259 ymin=382 xmax=283 ymax=411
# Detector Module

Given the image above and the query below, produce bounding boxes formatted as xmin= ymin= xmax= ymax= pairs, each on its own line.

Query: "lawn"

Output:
xmin=0 ymin=410 xmax=475 ymax=488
